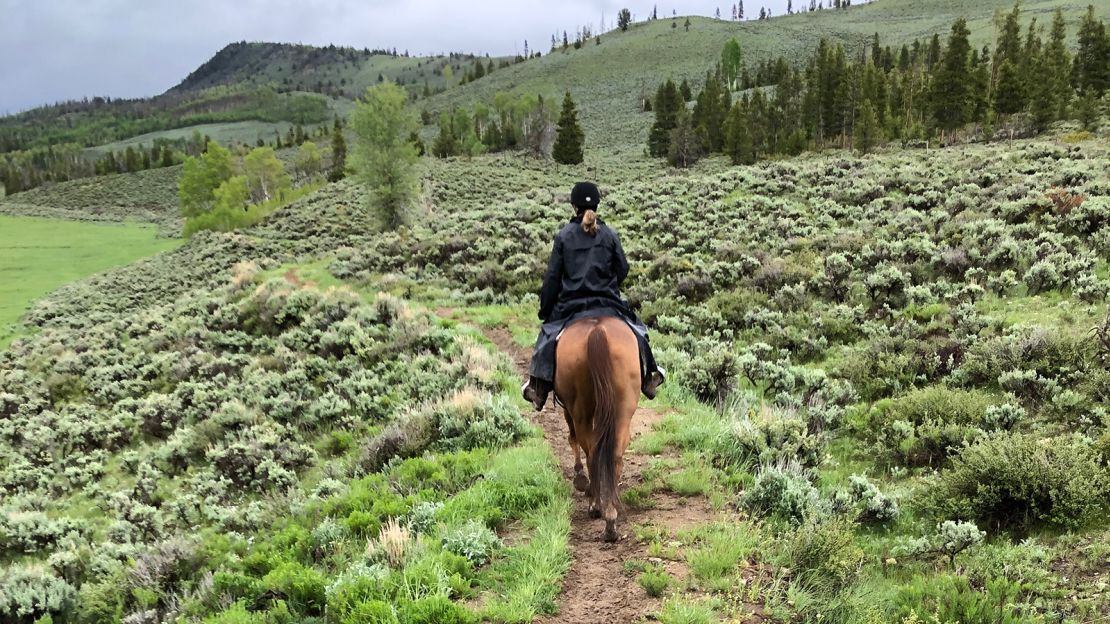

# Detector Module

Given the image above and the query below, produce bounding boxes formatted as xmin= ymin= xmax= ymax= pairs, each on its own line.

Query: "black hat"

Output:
xmin=570 ymin=182 xmax=601 ymax=209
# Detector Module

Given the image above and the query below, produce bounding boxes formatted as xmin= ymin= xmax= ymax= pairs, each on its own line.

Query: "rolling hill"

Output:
xmin=421 ymin=0 xmax=1110 ymax=149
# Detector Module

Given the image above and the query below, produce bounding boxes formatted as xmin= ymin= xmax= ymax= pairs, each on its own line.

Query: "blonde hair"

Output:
xmin=581 ymin=208 xmax=599 ymax=236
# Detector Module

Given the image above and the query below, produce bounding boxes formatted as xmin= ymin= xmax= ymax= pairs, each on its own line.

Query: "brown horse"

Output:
xmin=555 ymin=316 xmax=641 ymax=542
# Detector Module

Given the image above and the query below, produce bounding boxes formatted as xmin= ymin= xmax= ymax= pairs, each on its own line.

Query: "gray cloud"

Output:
xmin=1 ymin=0 xmax=806 ymax=114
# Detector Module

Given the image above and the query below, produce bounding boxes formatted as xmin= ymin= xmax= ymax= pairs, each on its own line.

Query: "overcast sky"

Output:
xmin=1 ymin=0 xmax=817 ymax=114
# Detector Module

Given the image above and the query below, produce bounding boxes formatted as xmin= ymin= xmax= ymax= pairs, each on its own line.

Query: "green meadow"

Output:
xmin=0 ymin=215 xmax=180 ymax=346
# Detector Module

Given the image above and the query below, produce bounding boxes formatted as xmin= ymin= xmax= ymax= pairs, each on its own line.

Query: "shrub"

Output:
xmin=679 ymin=344 xmax=740 ymax=405
xmin=894 ymin=521 xmax=985 ymax=568
xmin=741 ymin=462 xmax=821 ymax=524
xmin=927 ymin=433 xmax=1110 ymax=531
xmin=0 ymin=563 xmax=77 ymax=621
xmin=260 ymin=561 xmax=327 ymax=615
xmin=845 ymin=475 xmax=899 ymax=524
xmin=867 ymin=386 xmax=1000 ymax=468
xmin=712 ymin=403 xmax=824 ymax=470
xmin=407 ymin=502 xmax=443 ymax=535
xmin=441 ymin=520 xmax=500 ymax=567
xmin=337 ymin=599 xmax=397 ymax=624
xmin=432 ymin=391 xmax=530 ymax=452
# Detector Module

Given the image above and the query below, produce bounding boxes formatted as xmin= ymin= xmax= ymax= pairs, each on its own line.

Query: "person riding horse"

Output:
xmin=522 ymin=181 xmax=665 ymax=410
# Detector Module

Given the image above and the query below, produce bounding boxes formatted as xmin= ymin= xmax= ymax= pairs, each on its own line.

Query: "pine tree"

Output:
xmin=994 ymin=59 xmax=1024 ymax=115
xmin=1029 ymin=56 xmax=1057 ymax=131
xmin=926 ymin=33 xmax=942 ymax=70
xmin=931 ymin=18 xmax=973 ymax=132
xmin=552 ymin=92 xmax=585 ymax=164
xmin=1019 ymin=18 xmax=1042 ymax=99
xmin=667 ymin=108 xmax=702 ymax=168
xmin=995 ymin=2 xmax=1022 ymax=68
xmin=738 ymin=0 xmax=744 ymax=19
xmin=854 ymin=100 xmax=882 ymax=153
xmin=432 ymin=112 xmax=458 ymax=157
xmin=1073 ymin=6 xmax=1110 ymax=96
xmin=1044 ymin=9 xmax=1072 ymax=119
xmin=648 ymin=80 xmax=682 ymax=157
xmin=680 ymin=79 xmax=694 ymax=102
xmin=692 ymin=69 xmax=730 ymax=152
xmin=1075 ymin=91 xmax=1100 ymax=130
xmin=684 ymin=18 xmax=691 ymax=31
xmin=618 ymin=8 xmax=632 ymax=31
xmin=723 ymin=102 xmax=754 ymax=164
xmin=328 ymin=119 xmax=347 ymax=181
xmin=970 ymin=55 xmax=991 ymax=122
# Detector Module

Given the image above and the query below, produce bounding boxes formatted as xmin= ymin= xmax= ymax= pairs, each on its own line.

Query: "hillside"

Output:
xmin=171 ymin=41 xmax=500 ymax=101
xmin=423 ymin=0 xmax=1110 ymax=149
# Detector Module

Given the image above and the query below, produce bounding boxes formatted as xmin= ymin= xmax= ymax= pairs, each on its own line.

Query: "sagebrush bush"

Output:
xmin=712 ymin=402 xmax=824 ymax=469
xmin=679 ymin=343 xmax=740 ymax=405
xmin=845 ymin=475 xmax=899 ymax=524
xmin=741 ymin=462 xmax=821 ymax=524
xmin=0 ymin=563 xmax=77 ymax=621
xmin=927 ymin=433 xmax=1110 ymax=531
xmin=867 ymin=386 xmax=1001 ymax=468
xmin=440 ymin=519 xmax=501 ymax=566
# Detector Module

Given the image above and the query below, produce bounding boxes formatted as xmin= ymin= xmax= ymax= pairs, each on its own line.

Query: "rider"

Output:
xmin=522 ymin=181 xmax=665 ymax=410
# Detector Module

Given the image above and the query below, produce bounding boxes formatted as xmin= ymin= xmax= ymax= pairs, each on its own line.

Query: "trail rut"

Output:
xmin=484 ymin=327 xmax=716 ymax=624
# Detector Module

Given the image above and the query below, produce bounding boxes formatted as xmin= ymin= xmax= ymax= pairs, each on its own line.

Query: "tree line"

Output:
xmin=425 ymin=91 xmax=585 ymax=164
xmin=648 ymin=4 xmax=1110 ymax=167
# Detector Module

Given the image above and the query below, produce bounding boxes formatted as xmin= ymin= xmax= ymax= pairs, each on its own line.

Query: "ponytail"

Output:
xmin=581 ymin=209 xmax=599 ymax=236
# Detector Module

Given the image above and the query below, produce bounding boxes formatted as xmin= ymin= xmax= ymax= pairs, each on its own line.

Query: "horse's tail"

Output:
xmin=587 ymin=325 xmax=621 ymax=522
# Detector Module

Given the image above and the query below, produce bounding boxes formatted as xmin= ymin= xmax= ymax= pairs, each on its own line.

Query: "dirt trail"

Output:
xmin=484 ymin=327 xmax=716 ymax=624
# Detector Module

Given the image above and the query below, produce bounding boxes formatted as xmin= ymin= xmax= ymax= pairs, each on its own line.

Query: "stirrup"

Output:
xmin=642 ymin=367 xmax=666 ymax=400
xmin=522 ymin=380 xmax=549 ymax=411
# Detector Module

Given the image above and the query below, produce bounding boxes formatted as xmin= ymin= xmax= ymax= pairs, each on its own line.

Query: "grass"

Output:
xmin=657 ymin=597 xmax=718 ymax=624
xmin=638 ymin=566 xmax=674 ymax=597
xmin=479 ymin=497 xmax=572 ymax=622
xmin=0 ymin=215 xmax=180 ymax=347
xmin=686 ymin=523 xmax=761 ymax=586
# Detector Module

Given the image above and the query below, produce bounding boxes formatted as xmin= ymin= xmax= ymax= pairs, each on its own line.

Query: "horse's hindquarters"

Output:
xmin=554 ymin=316 xmax=641 ymax=541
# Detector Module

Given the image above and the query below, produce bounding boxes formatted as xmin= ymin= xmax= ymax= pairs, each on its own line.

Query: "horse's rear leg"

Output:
xmin=564 ymin=408 xmax=590 ymax=493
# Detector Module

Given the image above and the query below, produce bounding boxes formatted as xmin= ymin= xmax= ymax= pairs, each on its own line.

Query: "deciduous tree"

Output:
xmin=350 ymin=82 xmax=422 ymax=229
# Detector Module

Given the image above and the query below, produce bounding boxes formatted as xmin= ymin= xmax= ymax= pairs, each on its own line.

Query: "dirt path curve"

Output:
xmin=483 ymin=327 xmax=715 ymax=624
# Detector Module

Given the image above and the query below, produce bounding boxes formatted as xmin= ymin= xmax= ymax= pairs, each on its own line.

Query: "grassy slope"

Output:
xmin=422 ymin=0 xmax=1108 ymax=149
xmin=0 ymin=215 xmax=179 ymax=347
xmin=169 ymin=42 xmax=486 ymax=99
xmin=0 ymin=165 xmax=183 ymax=234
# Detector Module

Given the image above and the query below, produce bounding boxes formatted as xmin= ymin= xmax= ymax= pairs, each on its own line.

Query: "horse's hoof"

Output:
xmin=573 ymin=473 xmax=590 ymax=493
xmin=588 ymin=505 xmax=602 ymax=519
xmin=603 ymin=522 xmax=619 ymax=543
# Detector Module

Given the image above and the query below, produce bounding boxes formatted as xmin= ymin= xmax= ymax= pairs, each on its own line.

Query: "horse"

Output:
xmin=554 ymin=315 xmax=641 ymax=542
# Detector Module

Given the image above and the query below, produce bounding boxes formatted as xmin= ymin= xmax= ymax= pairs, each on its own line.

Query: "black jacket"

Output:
xmin=539 ymin=216 xmax=629 ymax=321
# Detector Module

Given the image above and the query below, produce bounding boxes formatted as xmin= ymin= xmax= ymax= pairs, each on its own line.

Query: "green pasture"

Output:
xmin=0 ymin=215 xmax=180 ymax=347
